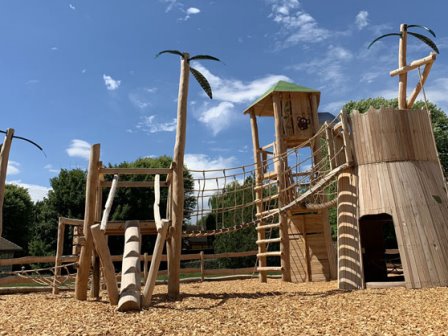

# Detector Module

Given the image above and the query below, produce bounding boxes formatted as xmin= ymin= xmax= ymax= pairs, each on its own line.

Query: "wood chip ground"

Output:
xmin=1 ymin=280 xmax=447 ymax=335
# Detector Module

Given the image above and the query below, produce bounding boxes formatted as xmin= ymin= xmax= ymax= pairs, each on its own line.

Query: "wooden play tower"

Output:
xmin=244 ymin=81 xmax=337 ymax=283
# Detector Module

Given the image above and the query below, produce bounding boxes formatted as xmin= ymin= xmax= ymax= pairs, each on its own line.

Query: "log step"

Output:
xmin=255 ymin=208 xmax=279 ymax=218
xmin=256 ymin=223 xmax=280 ymax=231
xmin=257 ymin=266 xmax=283 ymax=272
xmin=257 ymin=251 xmax=282 ymax=258
xmin=256 ymin=237 xmax=281 ymax=245
xmin=263 ymin=171 xmax=277 ymax=180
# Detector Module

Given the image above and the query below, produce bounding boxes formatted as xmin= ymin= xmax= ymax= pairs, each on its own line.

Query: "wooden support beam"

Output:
xmin=340 ymin=110 xmax=354 ymax=166
xmin=325 ymin=123 xmax=336 ymax=170
xmin=168 ymin=53 xmax=190 ymax=299
xmin=99 ymin=167 xmax=171 ymax=175
xmin=90 ymin=224 xmax=119 ymax=305
xmin=0 ymin=128 xmax=14 ymax=237
xmin=249 ymin=111 xmax=267 ymax=283
xmin=52 ymin=218 xmax=65 ymax=294
xmin=117 ymin=220 xmax=142 ymax=311
xmin=407 ymin=60 xmax=435 ymax=108
xmin=142 ymin=220 xmax=169 ymax=307
xmin=390 ymin=52 xmax=436 ymax=77
xmin=75 ymin=144 xmax=101 ymax=301
xmin=100 ymin=174 xmax=118 ymax=231
xmin=91 ymin=167 xmax=104 ymax=299
xmin=398 ymin=24 xmax=408 ymax=109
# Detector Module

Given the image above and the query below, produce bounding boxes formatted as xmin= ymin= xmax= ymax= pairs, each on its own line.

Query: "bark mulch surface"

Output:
xmin=1 ymin=279 xmax=447 ymax=335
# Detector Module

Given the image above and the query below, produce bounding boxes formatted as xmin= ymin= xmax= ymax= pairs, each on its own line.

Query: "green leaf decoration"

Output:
xmin=408 ymin=32 xmax=439 ymax=54
xmin=408 ymin=24 xmax=436 ymax=38
xmin=155 ymin=50 xmax=184 ymax=58
xmin=367 ymin=33 xmax=402 ymax=49
xmin=190 ymin=67 xmax=213 ymax=99
xmin=188 ymin=55 xmax=221 ymax=62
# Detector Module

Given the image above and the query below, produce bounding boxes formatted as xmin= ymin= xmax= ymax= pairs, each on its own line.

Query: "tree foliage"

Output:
xmin=2 ymin=184 xmax=34 ymax=255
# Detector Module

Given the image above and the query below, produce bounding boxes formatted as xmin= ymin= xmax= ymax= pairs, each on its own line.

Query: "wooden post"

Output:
xmin=325 ymin=123 xmax=336 ymax=170
xmin=118 ymin=220 xmax=142 ymax=311
xmin=142 ymin=220 xmax=169 ymax=307
xmin=91 ymin=168 xmax=103 ymax=299
xmin=52 ymin=218 xmax=65 ymax=294
xmin=407 ymin=58 xmax=435 ymax=108
xmin=0 ymin=128 xmax=14 ymax=237
xmin=272 ymin=93 xmax=291 ymax=282
xmin=143 ymin=252 xmax=149 ymax=282
xmin=249 ymin=111 xmax=267 ymax=282
xmin=168 ymin=53 xmax=190 ymax=298
xmin=75 ymin=144 xmax=101 ymax=301
xmin=340 ymin=110 xmax=354 ymax=166
xmin=398 ymin=24 xmax=408 ymax=109
xmin=90 ymin=224 xmax=119 ymax=305
xmin=200 ymin=251 xmax=205 ymax=282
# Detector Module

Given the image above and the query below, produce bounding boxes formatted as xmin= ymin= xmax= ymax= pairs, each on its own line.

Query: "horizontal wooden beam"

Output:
xmin=0 ymin=255 xmax=77 ymax=267
xmin=99 ymin=167 xmax=171 ymax=175
xmin=390 ymin=52 xmax=436 ymax=77
xmin=100 ymin=180 xmax=169 ymax=188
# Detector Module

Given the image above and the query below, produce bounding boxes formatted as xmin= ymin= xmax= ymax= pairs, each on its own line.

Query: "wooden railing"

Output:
xmin=0 ymin=250 xmax=273 ymax=289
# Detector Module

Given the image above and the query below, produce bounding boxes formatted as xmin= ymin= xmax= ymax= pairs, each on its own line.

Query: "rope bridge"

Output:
xmin=183 ymin=113 xmax=349 ymax=238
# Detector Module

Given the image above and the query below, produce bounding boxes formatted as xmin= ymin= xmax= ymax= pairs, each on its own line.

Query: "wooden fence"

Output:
xmin=0 ymin=250 xmax=271 ymax=288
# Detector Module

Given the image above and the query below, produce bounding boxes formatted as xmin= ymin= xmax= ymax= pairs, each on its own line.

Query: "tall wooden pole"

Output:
xmin=272 ymin=93 xmax=291 ymax=282
xmin=75 ymin=144 xmax=101 ymax=300
xmin=398 ymin=24 xmax=408 ymax=110
xmin=0 ymin=129 xmax=14 ymax=237
xmin=167 ymin=53 xmax=190 ymax=298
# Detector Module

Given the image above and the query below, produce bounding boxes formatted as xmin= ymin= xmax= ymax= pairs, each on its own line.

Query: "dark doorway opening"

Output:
xmin=360 ymin=213 xmax=404 ymax=283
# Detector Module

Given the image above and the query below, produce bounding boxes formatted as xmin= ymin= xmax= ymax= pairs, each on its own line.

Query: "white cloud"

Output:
xmin=44 ymin=164 xmax=60 ymax=174
xmin=128 ymin=87 xmax=157 ymax=110
xmin=26 ymin=79 xmax=39 ymax=85
xmin=137 ymin=115 xmax=177 ymax=133
xmin=6 ymin=161 xmax=20 ymax=176
xmin=69 ymin=4 xmax=76 ymax=10
xmin=425 ymin=77 xmax=448 ymax=111
xmin=162 ymin=0 xmax=182 ymax=12
xmin=269 ymin=0 xmax=329 ymax=46
xmin=186 ymin=7 xmax=200 ymax=15
xmin=192 ymin=63 xmax=290 ymax=104
xmin=198 ymin=102 xmax=236 ymax=135
xmin=291 ymin=45 xmax=353 ymax=89
xmin=51 ymin=46 xmax=58 ymax=51
xmin=184 ymin=154 xmax=237 ymax=173
xmin=103 ymin=74 xmax=121 ymax=91
xmin=66 ymin=139 xmax=91 ymax=160
xmin=8 ymin=180 xmax=51 ymax=202
xmin=360 ymin=71 xmax=381 ymax=84
xmin=355 ymin=11 xmax=369 ymax=30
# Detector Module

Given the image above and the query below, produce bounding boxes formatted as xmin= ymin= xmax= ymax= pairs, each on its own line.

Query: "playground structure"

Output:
xmin=1 ymin=23 xmax=447 ymax=312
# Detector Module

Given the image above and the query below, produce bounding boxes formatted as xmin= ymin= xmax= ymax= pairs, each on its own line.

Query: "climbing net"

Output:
xmin=183 ymin=114 xmax=346 ymax=238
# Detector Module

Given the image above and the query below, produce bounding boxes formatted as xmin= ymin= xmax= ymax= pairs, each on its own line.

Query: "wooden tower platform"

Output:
xmin=338 ymin=107 xmax=448 ymax=289
xmin=244 ymin=81 xmax=336 ymax=282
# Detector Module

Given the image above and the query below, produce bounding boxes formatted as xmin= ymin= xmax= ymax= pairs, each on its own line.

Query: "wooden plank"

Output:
xmin=390 ymin=52 xmax=436 ymax=77
xmin=90 ymin=224 xmax=119 ymax=305
xmin=52 ymin=218 xmax=66 ymax=294
xmin=0 ymin=255 xmax=77 ymax=267
xmin=100 ymin=180 xmax=169 ymax=188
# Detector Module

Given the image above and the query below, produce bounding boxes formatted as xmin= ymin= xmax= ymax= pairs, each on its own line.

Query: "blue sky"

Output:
xmin=2 ymin=0 xmax=448 ymax=201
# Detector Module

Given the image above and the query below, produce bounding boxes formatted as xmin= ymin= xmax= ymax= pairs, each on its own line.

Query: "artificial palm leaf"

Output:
xmin=0 ymin=130 xmax=45 ymax=155
xmin=408 ymin=32 xmax=439 ymax=54
xmin=368 ymin=33 xmax=402 ymax=49
xmin=408 ymin=24 xmax=436 ymax=38
xmin=188 ymin=55 xmax=221 ymax=62
xmin=155 ymin=50 xmax=184 ymax=58
xmin=190 ymin=67 xmax=213 ymax=99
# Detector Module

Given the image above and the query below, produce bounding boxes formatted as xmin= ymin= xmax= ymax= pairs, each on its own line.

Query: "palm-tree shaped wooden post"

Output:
xmin=369 ymin=24 xmax=439 ymax=109
xmin=156 ymin=50 xmax=219 ymax=298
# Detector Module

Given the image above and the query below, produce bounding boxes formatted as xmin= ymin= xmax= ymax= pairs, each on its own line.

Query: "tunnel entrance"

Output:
xmin=359 ymin=213 xmax=404 ymax=284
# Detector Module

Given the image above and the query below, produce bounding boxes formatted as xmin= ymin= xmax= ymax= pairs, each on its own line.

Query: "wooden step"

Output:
xmin=257 ymin=266 xmax=283 ymax=272
xmin=257 ymin=251 xmax=282 ymax=258
xmin=256 ymin=237 xmax=281 ymax=245
xmin=263 ymin=171 xmax=277 ymax=180
xmin=256 ymin=223 xmax=280 ymax=231
xmin=255 ymin=194 xmax=279 ymax=204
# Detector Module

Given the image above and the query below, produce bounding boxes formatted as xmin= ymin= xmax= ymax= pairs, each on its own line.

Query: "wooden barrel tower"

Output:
xmin=338 ymin=107 xmax=448 ymax=289
xmin=244 ymin=81 xmax=337 ymax=283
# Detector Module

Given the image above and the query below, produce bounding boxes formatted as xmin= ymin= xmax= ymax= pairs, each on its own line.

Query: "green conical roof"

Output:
xmin=243 ymin=81 xmax=320 ymax=115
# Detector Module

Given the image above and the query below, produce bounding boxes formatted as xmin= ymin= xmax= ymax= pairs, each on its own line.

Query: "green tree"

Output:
xmin=2 ymin=184 xmax=34 ymax=255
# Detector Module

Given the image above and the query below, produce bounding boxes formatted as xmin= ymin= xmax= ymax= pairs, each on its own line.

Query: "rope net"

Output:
xmin=183 ymin=114 xmax=346 ymax=238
